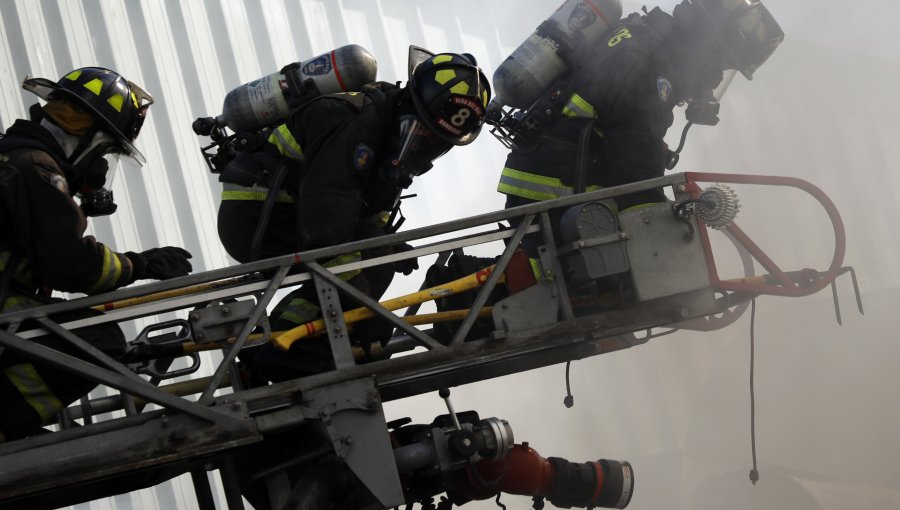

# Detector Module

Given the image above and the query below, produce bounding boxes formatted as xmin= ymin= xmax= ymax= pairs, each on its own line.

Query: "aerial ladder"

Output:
xmin=0 ymin=171 xmax=860 ymax=510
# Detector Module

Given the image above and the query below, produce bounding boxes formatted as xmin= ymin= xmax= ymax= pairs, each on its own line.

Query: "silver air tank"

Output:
xmin=218 ymin=44 xmax=377 ymax=132
xmin=492 ymin=0 xmax=622 ymax=109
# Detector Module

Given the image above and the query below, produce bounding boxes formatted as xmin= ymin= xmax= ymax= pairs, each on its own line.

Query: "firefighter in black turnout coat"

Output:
xmin=0 ymin=67 xmax=193 ymax=442
xmin=216 ymin=49 xmax=491 ymax=380
xmin=497 ymin=0 xmax=784 ymax=216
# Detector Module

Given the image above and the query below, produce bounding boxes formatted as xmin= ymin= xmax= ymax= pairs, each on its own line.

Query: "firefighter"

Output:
xmin=496 ymin=0 xmax=783 ymax=247
xmin=0 ymin=67 xmax=193 ymax=442
xmin=216 ymin=48 xmax=491 ymax=381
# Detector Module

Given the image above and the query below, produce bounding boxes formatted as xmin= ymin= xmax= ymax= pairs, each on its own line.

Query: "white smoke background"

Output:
xmin=387 ymin=1 xmax=900 ymax=509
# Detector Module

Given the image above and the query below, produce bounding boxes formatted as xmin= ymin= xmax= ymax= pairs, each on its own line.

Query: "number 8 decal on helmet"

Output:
xmin=406 ymin=48 xmax=492 ymax=146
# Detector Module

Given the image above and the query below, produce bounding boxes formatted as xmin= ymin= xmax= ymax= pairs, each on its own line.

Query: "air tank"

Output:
xmin=492 ymin=0 xmax=622 ymax=109
xmin=218 ymin=44 xmax=377 ymax=132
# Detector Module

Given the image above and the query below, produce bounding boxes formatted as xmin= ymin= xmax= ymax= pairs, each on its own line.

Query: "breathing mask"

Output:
xmin=388 ymin=115 xmax=451 ymax=188
xmin=72 ymin=131 xmax=128 ymax=216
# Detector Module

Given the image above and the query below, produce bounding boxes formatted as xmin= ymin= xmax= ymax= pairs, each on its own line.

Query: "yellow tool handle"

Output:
xmin=184 ymin=307 xmax=493 ymax=353
xmin=91 ymin=276 xmax=248 ymax=312
xmin=273 ymin=265 xmax=501 ymax=351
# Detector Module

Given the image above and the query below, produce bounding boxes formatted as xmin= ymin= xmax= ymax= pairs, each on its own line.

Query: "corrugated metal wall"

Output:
xmin=0 ymin=1 xmax=521 ymax=508
xmin=2 ymin=1 xmax=900 ymax=509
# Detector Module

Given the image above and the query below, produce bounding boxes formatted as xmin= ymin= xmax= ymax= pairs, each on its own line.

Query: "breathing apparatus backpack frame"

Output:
xmin=192 ymin=85 xmax=411 ymax=262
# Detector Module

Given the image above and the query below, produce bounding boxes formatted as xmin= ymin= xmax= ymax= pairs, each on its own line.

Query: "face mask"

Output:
xmin=387 ymin=115 xmax=451 ymax=188
xmin=73 ymin=132 xmax=125 ymax=216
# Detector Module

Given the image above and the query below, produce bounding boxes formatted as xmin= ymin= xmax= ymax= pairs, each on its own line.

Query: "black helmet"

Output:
xmin=689 ymin=0 xmax=784 ymax=79
xmin=22 ymin=67 xmax=154 ymax=163
xmin=406 ymin=47 xmax=491 ymax=146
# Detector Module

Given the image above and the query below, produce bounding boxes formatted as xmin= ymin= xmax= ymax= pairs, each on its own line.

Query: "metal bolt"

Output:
xmin=161 ymin=416 xmax=169 ymax=428
xmin=462 ymin=438 xmax=472 ymax=447
xmin=577 ymin=240 xmax=585 ymax=248
xmin=342 ymin=437 xmax=353 ymax=445
xmin=643 ymin=218 xmax=650 ymax=224
xmin=680 ymin=307 xmax=689 ymax=318
xmin=231 ymin=402 xmax=241 ymax=410
xmin=677 ymin=184 xmax=687 ymax=192
xmin=196 ymin=333 xmax=205 ymax=341
xmin=221 ymin=306 xmax=230 ymax=315
xmin=190 ymin=313 xmax=200 ymax=322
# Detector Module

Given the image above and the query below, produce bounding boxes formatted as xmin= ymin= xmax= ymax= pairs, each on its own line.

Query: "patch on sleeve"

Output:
xmin=354 ymin=143 xmax=374 ymax=170
xmin=657 ymin=77 xmax=672 ymax=103
xmin=47 ymin=173 xmax=70 ymax=194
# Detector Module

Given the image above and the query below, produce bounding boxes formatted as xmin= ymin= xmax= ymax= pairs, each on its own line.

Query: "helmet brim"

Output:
xmin=22 ymin=76 xmax=146 ymax=165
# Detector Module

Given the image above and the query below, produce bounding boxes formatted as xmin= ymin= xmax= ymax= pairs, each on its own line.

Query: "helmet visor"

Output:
xmin=394 ymin=115 xmax=451 ymax=176
xmin=729 ymin=3 xmax=785 ymax=79
xmin=407 ymin=45 xmax=436 ymax=79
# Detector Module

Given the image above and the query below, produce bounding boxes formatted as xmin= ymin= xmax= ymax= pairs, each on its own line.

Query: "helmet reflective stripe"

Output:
xmin=85 ymin=245 xmax=132 ymax=294
xmin=221 ymin=183 xmax=295 ymax=203
xmin=107 ymin=94 xmax=125 ymax=112
xmin=4 ymin=363 xmax=64 ymax=422
xmin=497 ymin=167 xmax=601 ymax=201
xmin=267 ymin=125 xmax=305 ymax=161
xmin=562 ymin=92 xmax=597 ymax=118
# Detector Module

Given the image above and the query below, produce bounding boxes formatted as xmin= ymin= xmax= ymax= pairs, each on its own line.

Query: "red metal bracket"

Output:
xmin=684 ymin=172 xmax=846 ymax=297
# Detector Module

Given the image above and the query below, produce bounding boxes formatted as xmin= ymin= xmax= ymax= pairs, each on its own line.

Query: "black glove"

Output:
xmin=127 ymin=247 xmax=193 ymax=281
xmin=393 ymin=243 xmax=419 ymax=276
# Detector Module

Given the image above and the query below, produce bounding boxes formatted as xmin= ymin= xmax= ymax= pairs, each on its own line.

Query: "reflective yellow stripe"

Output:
xmin=87 ymin=245 xmax=125 ymax=294
xmin=107 ymin=94 xmax=124 ymax=112
xmin=277 ymin=252 xmax=363 ymax=324
xmin=1 ymin=295 xmax=40 ymax=313
xmin=279 ymin=298 xmax=320 ymax=325
xmin=5 ymin=363 xmax=63 ymax=423
xmin=0 ymin=250 xmax=37 ymax=289
xmin=529 ymin=258 xmax=543 ymax=281
xmin=323 ymin=252 xmax=362 ymax=282
xmin=497 ymin=167 xmax=601 ymax=201
xmin=267 ymin=125 xmax=304 ymax=161
xmin=562 ymin=92 xmax=596 ymax=118
xmin=221 ymin=183 xmax=295 ymax=203
xmin=83 ymin=78 xmax=103 ymax=96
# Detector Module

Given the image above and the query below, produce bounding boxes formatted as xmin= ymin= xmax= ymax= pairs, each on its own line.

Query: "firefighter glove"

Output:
xmin=393 ymin=243 xmax=419 ymax=276
xmin=127 ymin=247 xmax=193 ymax=281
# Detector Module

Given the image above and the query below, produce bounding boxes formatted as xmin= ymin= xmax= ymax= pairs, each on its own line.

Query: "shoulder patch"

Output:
xmin=47 ymin=172 xmax=70 ymax=194
xmin=354 ymin=143 xmax=374 ymax=170
xmin=657 ymin=77 xmax=672 ymax=103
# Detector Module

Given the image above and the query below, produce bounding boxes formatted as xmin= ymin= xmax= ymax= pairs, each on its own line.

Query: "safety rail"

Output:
xmin=0 ymin=172 xmax=857 ymax=510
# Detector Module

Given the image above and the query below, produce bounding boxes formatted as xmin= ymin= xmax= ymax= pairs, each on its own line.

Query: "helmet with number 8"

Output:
xmin=406 ymin=47 xmax=491 ymax=146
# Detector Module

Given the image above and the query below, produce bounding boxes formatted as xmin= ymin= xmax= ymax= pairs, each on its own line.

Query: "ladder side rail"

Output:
xmin=0 ymin=173 xmax=687 ymax=326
